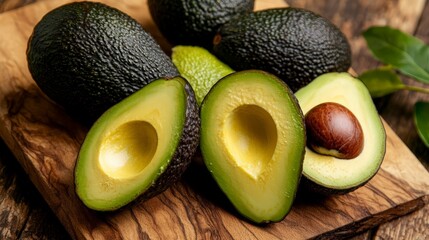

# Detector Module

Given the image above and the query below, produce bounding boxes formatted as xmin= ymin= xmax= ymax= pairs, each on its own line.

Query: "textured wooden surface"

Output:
xmin=0 ymin=0 xmax=429 ymax=239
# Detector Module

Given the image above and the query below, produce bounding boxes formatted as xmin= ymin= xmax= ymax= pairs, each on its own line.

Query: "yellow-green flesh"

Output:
xmin=75 ymin=78 xmax=186 ymax=211
xmin=295 ymin=72 xmax=386 ymax=190
xmin=200 ymin=71 xmax=305 ymax=223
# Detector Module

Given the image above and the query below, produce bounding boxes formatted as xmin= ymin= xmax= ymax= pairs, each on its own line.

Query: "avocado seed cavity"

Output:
xmin=99 ymin=121 xmax=158 ymax=179
xmin=305 ymin=102 xmax=364 ymax=159
xmin=224 ymin=104 xmax=277 ymax=179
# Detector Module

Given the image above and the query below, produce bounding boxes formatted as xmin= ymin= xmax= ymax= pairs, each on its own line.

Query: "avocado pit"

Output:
xmin=305 ymin=102 xmax=364 ymax=159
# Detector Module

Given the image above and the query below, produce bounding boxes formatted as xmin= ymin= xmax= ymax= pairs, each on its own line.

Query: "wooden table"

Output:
xmin=0 ymin=0 xmax=428 ymax=239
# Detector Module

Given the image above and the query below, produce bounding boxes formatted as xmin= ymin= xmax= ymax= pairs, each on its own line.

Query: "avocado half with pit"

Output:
xmin=295 ymin=72 xmax=386 ymax=195
xmin=75 ymin=77 xmax=199 ymax=211
xmin=200 ymin=70 xmax=306 ymax=223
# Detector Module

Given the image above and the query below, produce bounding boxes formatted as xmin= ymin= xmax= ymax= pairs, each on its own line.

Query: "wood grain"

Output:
xmin=373 ymin=1 xmax=429 ymax=237
xmin=288 ymin=0 xmax=426 ymax=75
xmin=0 ymin=144 xmax=32 ymax=239
xmin=0 ymin=0 xmax=37 ymax=12
xmin=0 ymin=0 xmax=428 ymax=239
xmin=0 ymin=138 xmax=69 ymax=239
xmin=0 ymin=2 xmax=71 ymax=239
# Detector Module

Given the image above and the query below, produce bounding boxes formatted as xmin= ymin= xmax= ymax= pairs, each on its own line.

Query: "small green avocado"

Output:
xmin=148 ymin=0 xmax=255 ymax=48
xmin=295 ymin=72 xmax=386 ymax=195
xmin=171 ymin=45 xmax=234 ymax=105
xmin=75 ymin=76 xmax=200 ymax=211
xmin=212 ymin=7 xmax=351 ymax=92
xmin=27 ymin=2 xmax=178 ymax=125
xmin=200 ymin=70 xmax=306 ymax=223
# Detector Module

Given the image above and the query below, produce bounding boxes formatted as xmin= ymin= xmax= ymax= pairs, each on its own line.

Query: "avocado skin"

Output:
xmin=212 ymin=8 xmax=351 ymax=92
xmin=300 ymin=176 xmax=364 ymax=196
xmin=138 ymin=78 xmax=200 ymax=202
xmin=300 ymin=135 xmax=386 ymax=196
xmin=148 ymin=0 xmax=254 ymax=48
xmin=27 ymin=2 xmax=179 ymax=125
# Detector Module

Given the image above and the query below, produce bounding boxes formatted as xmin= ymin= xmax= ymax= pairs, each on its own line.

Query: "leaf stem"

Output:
xmin=404 ymin=85 xmax=429 ymax=94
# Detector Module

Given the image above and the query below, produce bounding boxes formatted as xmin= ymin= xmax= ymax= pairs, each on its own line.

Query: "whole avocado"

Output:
xmin=27 ymin=2 xmax=179 ymax=125
xmin=212 ymin=7 xmax=352 ymax=92
xmin=148 ymin=0 xmax=254 ymax=48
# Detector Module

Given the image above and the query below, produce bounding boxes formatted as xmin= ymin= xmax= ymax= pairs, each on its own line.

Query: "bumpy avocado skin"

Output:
xmin=212 ymin=8 xmax=351 ymax=92
xmin=299 ymin=176 xmax=366 ymax=196
xmin=27 ymin=2 xmax=179 ymax=125
xmin=148 ymin=0 xmax=254 ymax=48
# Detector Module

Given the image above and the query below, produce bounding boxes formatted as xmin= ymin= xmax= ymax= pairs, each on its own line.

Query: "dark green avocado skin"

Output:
xmin=139 ymin=78 xmax=200 ymax=202
xmin=212 ymin=8 xmax=351 ymax=92
xmin=27 ymin=1 xmax=179 ymax=125
xmin=299 ymin=144 xmax=386 ymax=196
xmin=148 ymin=0 xmax=254 ymax=48
xmin=299 ymin=176 xmax=363 ymax=196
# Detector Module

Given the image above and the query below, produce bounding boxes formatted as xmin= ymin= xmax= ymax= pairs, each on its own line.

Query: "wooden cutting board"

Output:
xmin=0 ymin=0 xmax=428 ymax=239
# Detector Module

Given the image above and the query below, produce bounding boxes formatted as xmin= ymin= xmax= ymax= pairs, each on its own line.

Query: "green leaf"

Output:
xmin=358 ymin=67 xmax=405 ymax=97
xmin=363 ymin=26 xmax=429 ymax=84
xmin=414 ymin=101 xmax=429 ymax=147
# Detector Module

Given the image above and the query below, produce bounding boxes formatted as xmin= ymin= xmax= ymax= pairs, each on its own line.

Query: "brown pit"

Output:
xmin=305 ymin=102 xmax=364 ymax=159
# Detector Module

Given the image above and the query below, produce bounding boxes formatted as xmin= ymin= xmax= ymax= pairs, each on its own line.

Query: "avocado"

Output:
xmin=75 ymin=76 xmax=200 ymax=211
xmin=295 ymin=72 xmax=386 ymax=195
xmin=27 ymin=2 xmax=178 ymax=125
xmin=212 ymin=7 xmax=351 ymax=92
xmin=171 ymin=45 xmax=234 ymax=105
xmin=148 ymin=0 xmax=254 ymax=48
xmin=200 ymin=70 xmax=306 ymax=223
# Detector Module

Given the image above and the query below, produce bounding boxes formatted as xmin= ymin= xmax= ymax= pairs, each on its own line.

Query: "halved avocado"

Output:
xmin=75 ymin=77 xmax=199 ymax=211
xmin=295 ymin=72 xmax=386 ymax=195
xmin=200 ymin=70 xmax=306 ymax=223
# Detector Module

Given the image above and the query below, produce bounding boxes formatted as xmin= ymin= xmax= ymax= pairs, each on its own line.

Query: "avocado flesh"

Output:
xmin=75 ymin=77 xmax=199 ymax=211
xmin=200 ymin=70 xmax=305 ymax=223
xmin=295 ymin=72 xmax=386 ymax=193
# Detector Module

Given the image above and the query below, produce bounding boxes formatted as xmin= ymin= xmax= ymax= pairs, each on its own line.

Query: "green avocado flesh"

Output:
xmin=200 ymin=70 xmax=305 ymax=223
xmin=295 ymin=72 xmax=386 ymax=193
xmin=75 ymin=77 xmax=199 ymax=211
